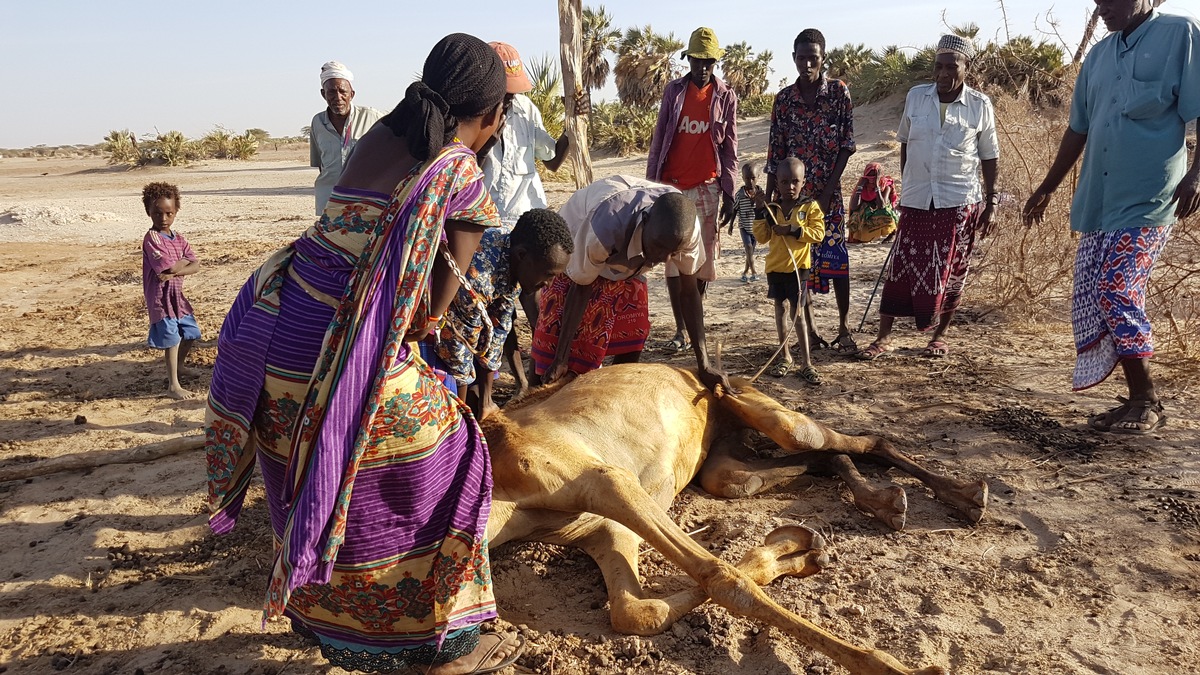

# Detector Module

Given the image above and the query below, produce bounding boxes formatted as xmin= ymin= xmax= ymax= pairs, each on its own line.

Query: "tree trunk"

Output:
xmin=1076 ymin=1 xmax=1165 ymax=64
xmin=1074 ymin=9 xmax=1099 ymax=64
xmin=558 ymin=0 xmax=594 ymax=188
xmin=0 ymin=434 xmax=204 ymax=483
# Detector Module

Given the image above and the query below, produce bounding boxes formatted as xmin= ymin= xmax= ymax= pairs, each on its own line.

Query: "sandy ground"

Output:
xmin=2 ymin=106 xmax=1199 ymax=675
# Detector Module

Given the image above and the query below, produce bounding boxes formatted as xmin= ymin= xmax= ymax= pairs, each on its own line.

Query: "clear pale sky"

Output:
xmin=3 ymin=0 xmax=1197 ymax=148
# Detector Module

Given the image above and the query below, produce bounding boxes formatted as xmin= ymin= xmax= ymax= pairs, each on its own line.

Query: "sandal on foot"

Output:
xmin=811 ymin=331 xmax=830 ymax=353
xmin=1088 ymin=396 xmax=1131 ymax=431
xmin=768 ymin=361 xmax=791 ymax=377
xmin=796 ymin=364 xmax=822 ymax=385
xmin=831 ymin=333 xmax=858 ymax=354
xmin=1109 ymin=399 xmax=1167 ymax=435
xmin=468 ymin=633 xmax=526 ymax=674
xmin=664 ymin=336 xmax=690 ymax=353
xmin=855 ymin=342 xmax=892 ymax=361
xmin=921 ymin=340 xmax=949 ymax=358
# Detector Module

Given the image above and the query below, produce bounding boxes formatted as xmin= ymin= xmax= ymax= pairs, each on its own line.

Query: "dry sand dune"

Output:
xmin=1 ymin=103 xmax=1199 ymax=675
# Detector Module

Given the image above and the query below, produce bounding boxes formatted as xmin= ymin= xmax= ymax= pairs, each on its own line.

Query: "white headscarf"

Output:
xmin=320 ymin=61 xmax=354 ymax=85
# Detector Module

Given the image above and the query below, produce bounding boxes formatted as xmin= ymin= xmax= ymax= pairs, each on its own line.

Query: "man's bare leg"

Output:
xmin=1094 ymin=358 xmax=1166 ymax=433
xmin=666 ymin=275 xmax=687 ymax=349
xmin=503 ymin=330 xmax=528 ymax=397
xmin=832 ymin=276 xmax=852 ymax=341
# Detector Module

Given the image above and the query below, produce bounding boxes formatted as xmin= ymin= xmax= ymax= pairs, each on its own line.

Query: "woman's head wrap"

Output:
xmin=381 ymin=33 xmax=507 ymax=160
xmin=860 ymin=162 xmax=897 ymax=205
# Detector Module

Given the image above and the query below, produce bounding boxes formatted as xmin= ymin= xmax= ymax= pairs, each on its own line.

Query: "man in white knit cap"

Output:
xmin=309 ymin=61 xmax=384 ymax=214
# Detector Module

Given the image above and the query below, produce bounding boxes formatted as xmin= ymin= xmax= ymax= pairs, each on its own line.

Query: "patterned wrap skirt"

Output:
xmin=1071 ymin=225 xmax=1172 ymax=391
xmin=879 ymin=203 xmax=982 ymax=330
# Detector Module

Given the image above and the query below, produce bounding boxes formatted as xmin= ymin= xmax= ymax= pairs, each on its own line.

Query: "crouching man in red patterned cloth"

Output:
xmin=531 ymin=175 xmax=732 ymax=394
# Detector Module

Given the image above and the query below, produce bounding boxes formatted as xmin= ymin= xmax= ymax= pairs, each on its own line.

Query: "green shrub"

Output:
xmin=527 ymin=54 xmax=565 ymax=141
xmin=103 ymin=130 xmax=142 ymax=166
xmin=228 ymin=131 xmax=259 ymax=160
xmin=738 ymin=93 xmax=774 ymax=118
xmin=201 ymin=126 xmax=235 ymax=158
xmin=589 ymin=101 xmax=657 ymax=156
xmin=148 ymin=130 xmax=196 ymax=166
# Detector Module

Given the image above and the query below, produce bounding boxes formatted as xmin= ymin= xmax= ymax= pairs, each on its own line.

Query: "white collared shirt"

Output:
xmin=310 ymin=104 xmax=385 ymax=215
xmin=481 ymin=94 xmax=558 ymax=225
xmin=897 ymin=83 xmax=999 ymax=209
xmin=561 ymin=175 xmax=704 ymax=285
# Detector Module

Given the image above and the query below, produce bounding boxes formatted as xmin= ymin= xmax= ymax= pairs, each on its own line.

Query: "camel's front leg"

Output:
xmin=520 ymin=454 xmax=943 ymax=675
xmin=577 ymin=522 xmax=827 ymax=636
xmin=825 ymin=454 xmax=909 ymax=531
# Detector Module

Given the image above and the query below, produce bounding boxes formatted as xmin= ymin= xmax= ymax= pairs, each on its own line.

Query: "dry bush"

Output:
xmin=972 ymin=92 xmax=1200 ymax=363
xmin=1150 ymin=222 xmax=1200 ymax=359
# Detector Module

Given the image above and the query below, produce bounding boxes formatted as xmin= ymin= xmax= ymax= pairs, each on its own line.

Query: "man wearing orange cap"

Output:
xmin=482 ymin=42 xmax=574 ymax=392
xmin=483 ymin=42 xmax=572 ymax=227
xmin=647 ymin=27 xmax=739 ymax=353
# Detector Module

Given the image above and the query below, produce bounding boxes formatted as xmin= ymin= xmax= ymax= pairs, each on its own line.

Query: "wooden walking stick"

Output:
xmin=858 ymin=238 xmax=897 ymax=333
xmin=0 ymin=433 xmax=204 ymax=483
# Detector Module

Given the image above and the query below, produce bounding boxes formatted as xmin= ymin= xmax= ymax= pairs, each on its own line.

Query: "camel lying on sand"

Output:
xmin=481 ymin=362 xmax=988 ymax=675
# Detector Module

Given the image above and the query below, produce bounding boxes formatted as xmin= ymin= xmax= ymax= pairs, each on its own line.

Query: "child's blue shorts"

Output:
xmin=148 ymin=314 xmax=201 ymax=349
xmin=739 ymin=228 xmax=756 ymax=249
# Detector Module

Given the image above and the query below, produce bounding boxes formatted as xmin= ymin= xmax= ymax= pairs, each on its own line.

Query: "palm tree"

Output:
xmin=719 ymin=41 xmax=773 ymax=99
xmin=614 ymin=25 xmax=683 ymax=108
xmin=949 ymin=22 xmax=981 ymax=40
xmin=582 ymin=5 xmax=620 ymax=94
xmin=826 ymin=43 xmax=873 ymax=83
xmin=527 ymin=54 xmax=565 ymax=139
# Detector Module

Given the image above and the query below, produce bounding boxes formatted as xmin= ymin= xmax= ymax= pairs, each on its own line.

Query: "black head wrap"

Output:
xmin=381 ymin=33 xmax=507 ymax=160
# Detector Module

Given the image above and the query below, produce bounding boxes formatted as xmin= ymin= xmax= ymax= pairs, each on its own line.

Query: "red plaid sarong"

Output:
xmin=531 ymin=274 xmax=651 ymax=375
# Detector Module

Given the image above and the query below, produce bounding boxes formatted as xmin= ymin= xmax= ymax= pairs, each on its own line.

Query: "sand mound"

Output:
xmin=1 ymin=204 xmax=119 ymax=228
xmin=0 ymin=204 xmax=130 ymax=243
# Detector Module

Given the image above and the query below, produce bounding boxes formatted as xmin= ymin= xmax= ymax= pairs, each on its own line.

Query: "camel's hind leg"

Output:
xmin=515 ymin=455 xmax=941 ymax=674
xmin=697 ymin=429 xmax=814 ymax=498
xmin=698 ymin=429 xmax=911 ymax=530
xmin=571 ymin=520 xmax=827 ymax=636
xmin=717 ymin=381 xmax=988 ymax=525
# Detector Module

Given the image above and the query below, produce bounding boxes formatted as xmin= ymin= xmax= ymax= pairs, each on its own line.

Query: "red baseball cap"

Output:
xmin=489 ymin=42 xmax=534 ymax=94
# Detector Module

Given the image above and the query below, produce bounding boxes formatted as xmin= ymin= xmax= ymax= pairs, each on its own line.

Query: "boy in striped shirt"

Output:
xmin=141 ymin=182 xmax=201 ymax=399
xmin=724 ymin=163 xmax=761 ymax=282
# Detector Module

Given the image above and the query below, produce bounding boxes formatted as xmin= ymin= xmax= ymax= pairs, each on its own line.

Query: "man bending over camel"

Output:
xmin=530 ymin=175 xmax=732 ymax=394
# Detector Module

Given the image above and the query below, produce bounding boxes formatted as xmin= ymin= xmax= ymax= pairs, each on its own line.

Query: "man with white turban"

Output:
xmin=309 ymin=61 xmax=384 ymax=214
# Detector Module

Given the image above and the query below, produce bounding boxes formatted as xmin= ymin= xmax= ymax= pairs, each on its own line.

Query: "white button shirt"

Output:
xmin=481 ymin=94 xmax=558 ymax=226
xmin=897 ymin=83 xmax=999 ymax=209
xmin=561 ymin=175 xmax=704 ymax=285
xmin=310 ymin=105 xmax=384 ymax=215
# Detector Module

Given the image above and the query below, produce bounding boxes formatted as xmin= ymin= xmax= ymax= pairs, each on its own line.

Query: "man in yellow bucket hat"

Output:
xmin=647 ymin=27 xmax=740 ymax=353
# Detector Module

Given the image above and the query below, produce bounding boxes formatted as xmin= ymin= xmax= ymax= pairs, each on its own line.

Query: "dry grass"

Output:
xmin=971 ymin=92 xmax=1200 ymax=367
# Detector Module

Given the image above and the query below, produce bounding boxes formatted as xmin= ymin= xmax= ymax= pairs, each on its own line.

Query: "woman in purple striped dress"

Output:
xmin=204 ymin=34 xmax=524 ymax=674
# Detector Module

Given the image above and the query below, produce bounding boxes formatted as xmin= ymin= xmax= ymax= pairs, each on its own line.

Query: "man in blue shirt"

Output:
xmin=1024 ymin=0 xmax=1200 ymax=434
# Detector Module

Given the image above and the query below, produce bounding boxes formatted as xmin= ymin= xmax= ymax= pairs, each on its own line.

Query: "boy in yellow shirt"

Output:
xmin=752 ymin=157 xmax=826 ymax=383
